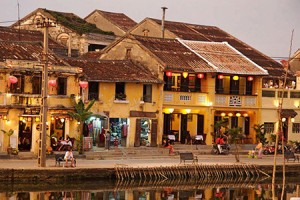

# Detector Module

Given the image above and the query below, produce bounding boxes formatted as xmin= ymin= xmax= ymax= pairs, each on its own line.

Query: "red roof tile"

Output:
xmin=180 ymin=40 xmax=268 ymax=75
xmin=0 ymin=41 xmax=66 ymax=66
xmin=64 ymin=58 xmax=162 ymax=83
xmin=150 ymin=18 xmax=293 ymax=79
xmin=0 ymin=26 xmax=65 ymax=50
xmin=133 ymin=35 xmax=215 ymax=73
xmin=94 ymin=10 xmax=137 ymax=32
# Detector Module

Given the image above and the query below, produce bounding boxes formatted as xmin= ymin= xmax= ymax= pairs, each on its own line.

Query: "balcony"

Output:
xmin=262 ymin=88 xmax=300 ymax=108
xmin=163 ymin=91 xmax=208 ymax=106
xmin=214 ymin=94 xmax=257 ymax=107
xmin=0 ymin=93 xmax=41 ymax=107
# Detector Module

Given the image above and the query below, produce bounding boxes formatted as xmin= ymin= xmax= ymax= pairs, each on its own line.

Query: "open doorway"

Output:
xmin=18 ymin=119 xmax=33 ymax=151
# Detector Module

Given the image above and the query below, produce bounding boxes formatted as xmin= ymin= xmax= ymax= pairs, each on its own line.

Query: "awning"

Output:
xmin=281 ymin=109 xmax=298 ymax=118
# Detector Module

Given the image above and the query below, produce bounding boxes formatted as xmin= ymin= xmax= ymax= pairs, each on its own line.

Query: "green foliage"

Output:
xmin=44 ymin=9 xmax=115 ymax=36
xmin=1 ymin=129 xmax=14 ymax=147
xmin=227 ymin=127 xmax=244 ymax=143
xmin=253 ymin=124 xmax=266 ymax=144
xmin=1 ymin=129 xmax=14 ymax=137
xmin=212 ymin=119 xmax=228 ymax=138
xmin=68 ymin=98 xmax=96 ymax=123
xmin=76 ymin=134 xmax=84 ymax=154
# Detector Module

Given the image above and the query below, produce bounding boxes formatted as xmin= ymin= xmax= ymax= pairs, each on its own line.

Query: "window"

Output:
xmin=215 ymin=78 xmax=223 ymax=94
xmin=143 ymin=29 xmax=149 ymax=36
xmin=88 ymin=82 xmax=99 ymax=100
xmin=115 ymin=82 xmax=126 ymax=100
xmin=264 ymin=122 xmax=275 ymax=133
xmin=230 ymin=76 xmax=239 ymax=94
xmin=125 ymin=48 xmax=131 ymax=59
xmin=10 ymin=75 xmax=24 ymax=93
xmin=57 ymin=77 xmax=67 ymax=95
xmin=292 ymin=123 xmax=300 ymax=133
xmin=143 ymin=84 xmax=152 ymax=103
xmin=32 ymin=76 xmax=42 ymax=94
xmin=245 ymin=80 xmax=253 ymax=95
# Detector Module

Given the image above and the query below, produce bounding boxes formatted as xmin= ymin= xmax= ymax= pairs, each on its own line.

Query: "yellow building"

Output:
xmin=99 ymin=34 xmax=268 ymax=144
xmin=65 ymin=58 xmax=163 ymax=147
xmin=0 ymin=27 xmax=81 ymax=155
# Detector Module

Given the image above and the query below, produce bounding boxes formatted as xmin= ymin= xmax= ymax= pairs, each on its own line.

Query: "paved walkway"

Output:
xmin=0 ymin=154 xmax=297 ymax=169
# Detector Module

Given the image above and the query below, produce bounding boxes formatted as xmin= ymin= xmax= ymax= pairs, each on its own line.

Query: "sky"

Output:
xmin=0 ymin=0 xmax=299 ymax=61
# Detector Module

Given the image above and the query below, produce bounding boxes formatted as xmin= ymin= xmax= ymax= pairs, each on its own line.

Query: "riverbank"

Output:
xmin=0 ymin=154 xmax=299 ymax=182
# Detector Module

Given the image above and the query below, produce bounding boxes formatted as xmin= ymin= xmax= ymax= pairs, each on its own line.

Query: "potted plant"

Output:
xmin=1 ymin=129 xmax=14 ymax=154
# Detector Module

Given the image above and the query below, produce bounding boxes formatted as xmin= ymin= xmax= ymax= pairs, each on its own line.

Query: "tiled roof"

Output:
xmin=150 ymin=18 xmax=292 ymax=79
xmin=42 ymin=9 xmax=115 ymax=36
xmin=133 ymin=35 xmax=215 ymax=73
xmin=94 ymin=10 xmax=137 ymax=32
xmin=0 ymin=41 xmax=66 ymax=66
xmin=0 ymin=26 xmax=65 ymax=50
xmin=80 ymin=51 xmax=102 ymax=60
xmin=179 ymin=40 xmax=268 ymax=75
xmin=64 ymin=58 xmax=162 ymax=83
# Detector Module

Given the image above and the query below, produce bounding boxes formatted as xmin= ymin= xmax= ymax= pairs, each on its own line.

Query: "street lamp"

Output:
xmin=36 ymin=17 xmax=56 ymax=167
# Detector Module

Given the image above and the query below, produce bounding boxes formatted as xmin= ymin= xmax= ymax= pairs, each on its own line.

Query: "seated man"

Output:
xmin=64 ymin=146 xmax=75 ymax=167
xmin=215 ymin=136 xmax=225 ymax=154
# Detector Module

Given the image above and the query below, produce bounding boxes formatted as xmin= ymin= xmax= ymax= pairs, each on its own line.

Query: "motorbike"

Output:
xmin=263 ymin=143 xmax=289 ymax=155
xmin=211 ymin=144 xmax=230 ymax=155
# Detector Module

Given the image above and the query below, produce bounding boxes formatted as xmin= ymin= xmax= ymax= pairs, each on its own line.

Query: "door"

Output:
xmin=134 ymin=119 xmax=141 ymax=147
xmin=197 ymin=114 xmax=204 ymax=134
xmin=181 ymin=115 xmax=188 ymax=143
xmin=151 ymin=119 xmax=158 ymax=147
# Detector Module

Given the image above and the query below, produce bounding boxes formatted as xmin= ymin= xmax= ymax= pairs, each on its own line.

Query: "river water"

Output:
xmin=0 ymin=177 xmax=299 ymax=199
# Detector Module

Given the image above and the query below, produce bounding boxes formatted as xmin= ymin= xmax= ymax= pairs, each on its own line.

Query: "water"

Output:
xmin=0 ymin=178 xmax=299 ymax=199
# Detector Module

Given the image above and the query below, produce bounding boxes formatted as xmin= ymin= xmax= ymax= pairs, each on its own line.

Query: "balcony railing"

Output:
xmin=262 ymin=88 xmax=300 ymax=99
xmin=215 ymin=94 xmax=257 ymax=107
xmin=163 ymin=91 xmax=208 ymax=106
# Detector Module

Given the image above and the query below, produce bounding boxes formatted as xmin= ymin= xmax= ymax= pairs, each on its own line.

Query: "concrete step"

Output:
xmin=17 ymin=152 xmax=36 ymax=160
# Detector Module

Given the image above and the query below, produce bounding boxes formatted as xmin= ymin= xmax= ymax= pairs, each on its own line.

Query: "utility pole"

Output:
xmin=161 ymin=7 xmax=168 ymax=38
xmin=36 ymin=17 xmax=56 ymax=167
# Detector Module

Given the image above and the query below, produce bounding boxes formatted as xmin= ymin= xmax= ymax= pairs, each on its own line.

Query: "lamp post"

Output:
xmin=36 ymin=17 xmax=56 ymax=167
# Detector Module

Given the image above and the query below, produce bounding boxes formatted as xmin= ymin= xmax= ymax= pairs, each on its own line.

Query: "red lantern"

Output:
xmin=79 ymin=81 xmax=88 ymax=89
xmin=48 ymin=79 xmax=57 ymax=87
xmin=9 ymin=76 xmax=18 ymax=84
xmin=247 ymin=76 xmax=254 ymax=81
xmin=217 ymin=74 xmax=224 ymax=79
xmin=197 ymin=73 xmax=204 ymax=79
xmin=165 ymin=71 xmax=172 ymax=77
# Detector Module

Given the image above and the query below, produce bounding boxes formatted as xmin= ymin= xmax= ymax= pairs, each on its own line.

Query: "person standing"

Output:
xmin=255 ymin=139 xmax=263 ymax=159
xmin=106 ymin=131 xmax=111 ymax=150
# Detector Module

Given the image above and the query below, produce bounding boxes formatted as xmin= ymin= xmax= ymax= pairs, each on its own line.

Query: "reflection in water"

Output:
xmin=1 ymin=178 xmax=300 ymax=199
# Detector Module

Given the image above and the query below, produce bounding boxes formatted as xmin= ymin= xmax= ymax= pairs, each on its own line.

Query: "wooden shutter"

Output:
xmin=151 ymin=119 xmax=158 ymax=147
xmin=134 ymin=119 xmax=141 ymax=147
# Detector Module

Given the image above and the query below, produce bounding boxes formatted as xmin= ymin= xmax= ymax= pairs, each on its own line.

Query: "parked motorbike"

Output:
xmin=211 ymin=144 xmax=230 ymax=155
xmin=292 ymin=141 xmax=300 ymax=153
xmin=263 ymin=143 xmax=289 ymax=155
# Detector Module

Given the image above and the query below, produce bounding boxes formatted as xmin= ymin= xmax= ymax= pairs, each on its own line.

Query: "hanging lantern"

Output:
xmin=79 ymin=81 xmax=88 ymax=89
xmin=217 ymin=74 xmax=224 ymax=79
xmin=197 ymin=73 xmax=204 ymax=79
xmin=9 ymin=76 xmax=18 ymax=84
xmin=165 ymin=71 xmax=172 ymax=77
xmin=48 ymin=79 xmax=57 ymax=87
xmin=182 ymin=72 xmax=189 ymax=78
xmin=221 ymin=113 xmax=226 ymax=117
xmin=233 ymin=75 xmax=239 ymax=81
xmin=247 ymin=76 xmax=254 ymax=81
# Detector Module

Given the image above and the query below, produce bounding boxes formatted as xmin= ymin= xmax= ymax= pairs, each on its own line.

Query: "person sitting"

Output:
xmin=58 ymin=135 xmax=73 ymax=151
xmin=215 ymin=135 xmax=225 ymax=154
xmin=64 ymin=146 xmax=75 ymax=167
xmin=164 ymin=139 xmax=174 ymax=155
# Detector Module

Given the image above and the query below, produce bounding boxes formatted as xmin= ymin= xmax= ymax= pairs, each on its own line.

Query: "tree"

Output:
xmin=227 ymin=127 xmax=244 ymax=163
xmin=68 ymin=97 xmax=96 ymax=153
xmin=212 ymin=119 xmax=228 ymax=140
xmin=253 ymin=124 xmax=266 ymax=144
xmin=1 ymin=129 xmax=14 ymax=154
